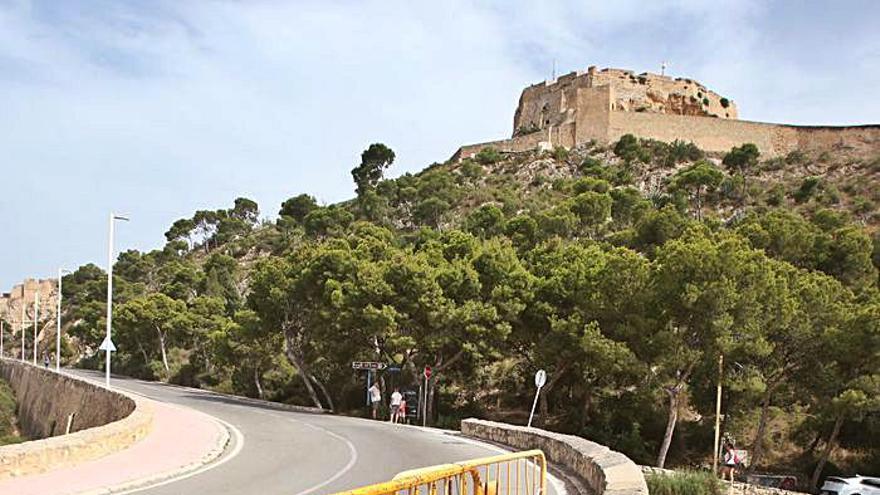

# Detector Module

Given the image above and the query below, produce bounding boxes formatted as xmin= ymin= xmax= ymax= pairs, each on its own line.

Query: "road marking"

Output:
xmin=269 ymin=415 xmax=359 ymax=495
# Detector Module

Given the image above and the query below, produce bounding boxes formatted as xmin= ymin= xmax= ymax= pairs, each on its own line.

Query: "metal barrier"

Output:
xmin=332 ymin=450 xmax=546 ymax=495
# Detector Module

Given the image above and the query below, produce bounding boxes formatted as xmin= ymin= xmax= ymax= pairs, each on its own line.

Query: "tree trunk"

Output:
xmin=811 ymin=413 xmax=845 ymax=491
xmin=156 ymin=327 xmax=170 ymax=373
xmin=657 ymin=388 xmax=680 ymax=468
xmin=254 ymin=367 xmax=264 ymax=399
xmin=747 ymin=391 xmax=773 ymax=473
xmin=282 ymin=335 xmax=324 ymax=410
xmin=310 ymin=373 xmax=336 ymax=412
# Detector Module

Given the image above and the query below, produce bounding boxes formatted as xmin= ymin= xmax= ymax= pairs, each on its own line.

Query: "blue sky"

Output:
xmin=1 ymin=0 xmax=879 ymax=288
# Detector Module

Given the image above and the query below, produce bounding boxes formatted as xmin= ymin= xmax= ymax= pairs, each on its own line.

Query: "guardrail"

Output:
xmin=333 ymin=450 xmax=546 ymax=495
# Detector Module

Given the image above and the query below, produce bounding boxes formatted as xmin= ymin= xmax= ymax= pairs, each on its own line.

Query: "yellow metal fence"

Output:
xmin=332 ymin=450 xmax=546 ymax=495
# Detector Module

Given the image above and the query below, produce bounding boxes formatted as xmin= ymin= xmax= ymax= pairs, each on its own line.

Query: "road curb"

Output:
xmin=77 ymin=400 xmax=233 ymax=495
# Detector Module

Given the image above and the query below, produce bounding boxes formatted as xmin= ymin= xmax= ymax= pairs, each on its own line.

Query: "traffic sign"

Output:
xmin=528 ymin=369 xmax=548 ymax=428
xmin=534 ymin=369 xmax=547 ymax=388
xmin=352 ymin=361 xmax=386 ymax=370
xmin=424 ymin=366 xmax=432 ymax=379
xmin=99 ymin=336 xmax=116 ymax=352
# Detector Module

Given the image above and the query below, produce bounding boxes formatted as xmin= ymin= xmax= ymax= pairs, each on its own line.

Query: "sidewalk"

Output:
xmin=0 ymin=396 xmax=229 ymax=495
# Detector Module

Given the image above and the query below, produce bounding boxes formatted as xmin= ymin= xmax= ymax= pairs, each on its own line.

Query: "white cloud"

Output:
xmin=0 ymin=0 xmax=877 ymax=286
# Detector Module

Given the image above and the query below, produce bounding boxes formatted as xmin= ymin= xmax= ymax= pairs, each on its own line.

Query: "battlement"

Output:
xmin=453 ymin=64 xmax=879 ymax=162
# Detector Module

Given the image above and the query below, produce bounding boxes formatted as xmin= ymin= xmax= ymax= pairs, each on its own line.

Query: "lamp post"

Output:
xmin=104 ymin=213 xmax=129 ymax=388
xmin=712 ymin=354 xmax=723 ymax=474
xmin=33 ymin=291 xmax=39 ymax=365
xmin=56 ymin=268 xmax=70 ymax=372
xmin=20 ymin=302 xmax=25 ymax=362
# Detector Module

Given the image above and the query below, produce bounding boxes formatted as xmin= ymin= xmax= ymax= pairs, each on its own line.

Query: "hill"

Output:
xmin=42 ymin=136 xmax=880 ymax=488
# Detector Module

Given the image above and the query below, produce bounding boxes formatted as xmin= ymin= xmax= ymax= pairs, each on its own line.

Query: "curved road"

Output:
xmin=70 ymin=371 xmax=531 ymax=495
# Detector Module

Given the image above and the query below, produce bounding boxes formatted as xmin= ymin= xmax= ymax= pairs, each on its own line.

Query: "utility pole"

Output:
xmin=33 ymin=291 xmax=39 ymax=365
xmin=104 ymin=213 xmax=129 ymax=387
xmin=1 ymin=320 xmax=4 ymax=358
xmin=712 ymin=354 xmax=724 ymax=474
xmin=20 ymin=302 xmax=25 ymax=362
xmin=56 ymin=269 xmax=69 ymax=372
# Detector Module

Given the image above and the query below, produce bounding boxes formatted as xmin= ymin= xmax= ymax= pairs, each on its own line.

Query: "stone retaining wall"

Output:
xmin=0 ymin=360 xmax=153 ymax=479
xmin=461 ymin=418 xmax=648 ymax=495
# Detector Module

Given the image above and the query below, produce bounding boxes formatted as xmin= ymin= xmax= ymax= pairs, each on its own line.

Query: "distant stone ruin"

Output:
xmin=453 ymin=65 xmax=880 ymax=160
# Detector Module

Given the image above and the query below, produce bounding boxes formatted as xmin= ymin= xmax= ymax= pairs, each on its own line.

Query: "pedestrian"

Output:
xmin=720 ymin=442 xmax=738 ymax=482
xmin=389 ymin=387 xmax=403 ymax=424
xmin=43 ymin=353 xmax=50 ymax=368
xmin=369 ymin=382 xmax=382 ymax=419
xmin=398 ymin=397 xmax=407 ymax=425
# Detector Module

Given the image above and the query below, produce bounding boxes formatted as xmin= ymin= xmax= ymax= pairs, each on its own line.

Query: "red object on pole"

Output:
xmin=424 ymin=366 xmax=432 ymax=379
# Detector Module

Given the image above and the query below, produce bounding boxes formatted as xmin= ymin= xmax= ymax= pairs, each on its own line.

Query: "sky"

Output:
xmin=1 ymin=0 xmax=879 ymax=288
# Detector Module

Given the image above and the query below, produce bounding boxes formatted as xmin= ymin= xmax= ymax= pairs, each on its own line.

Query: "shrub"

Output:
xmin=766 ymin=184 xmax=786 ymax=206
xmin=551 ymin=145 xmax=570 ymax=161
xmin=646 ymin=471 xmax=723 ymax=495
xmin=722 ymin=143 xmax=760 ymax=175
xmin=475 ymin=147 xmax=502 ymax=165
xmin=785 ymin=150 xmax=807 ymax=165
xmin=720 ymin=97 xmax=730 ymax=108
xmin=579 ymin=157 xmax=609 ymax=179
xmin=702 ymin=97 xmax=710 ymax=106
xmin=573 ymin=177 xmax=611 ymax=194
xmin=666 ymin=140 xmax=704 ymax=166
xmin=794 ymin=176 xmax=822 ymax=203
xmin=614 ymin=134 xmax=650 ymax=164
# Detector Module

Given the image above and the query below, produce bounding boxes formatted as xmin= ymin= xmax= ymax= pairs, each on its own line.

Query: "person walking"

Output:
xmin=43 ymin=353 xmax=50 ymax=368
xmin=720 ymin=442 xmax=738 ymax=482
xmin=369 ymin=382 xmax=382 ymax=419
xmin=389 ymin=387 xmax=403 ymax=424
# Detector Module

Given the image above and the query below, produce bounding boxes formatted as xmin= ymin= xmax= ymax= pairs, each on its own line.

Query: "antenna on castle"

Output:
xmin=661 ymin=61 xmax=669 ymax=76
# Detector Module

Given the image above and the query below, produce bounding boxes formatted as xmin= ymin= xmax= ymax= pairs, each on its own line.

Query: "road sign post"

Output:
xmin=353 ymin=362 xmax=388 ymax=411
xmin=527 ymin=369 xmax=547 ymax=428
xmin=422 ymin=366 xmax=432 ymax=427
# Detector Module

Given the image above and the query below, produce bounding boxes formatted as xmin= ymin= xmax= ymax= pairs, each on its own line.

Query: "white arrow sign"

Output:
xmin=99 ymin=336 xmax=116 ymax=352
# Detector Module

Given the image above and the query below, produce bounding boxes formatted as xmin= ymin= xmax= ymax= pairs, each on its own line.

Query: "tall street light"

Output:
xmin=104 ymin=213 xmax=129 ymax=388
xmin=33 ymin=291 xmax=40 ymax=365
xmin=56 ymin=268 xmax=70 ymax=372
xmin=20 ymin=302 xmax=25 ymax=362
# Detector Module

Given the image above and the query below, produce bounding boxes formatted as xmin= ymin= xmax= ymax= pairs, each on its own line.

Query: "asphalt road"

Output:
xmin=70 ymin=370 xmax=543 ymax=495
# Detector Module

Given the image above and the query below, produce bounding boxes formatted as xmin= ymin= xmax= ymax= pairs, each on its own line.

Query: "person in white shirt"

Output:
xmin=369 ymin=383 xmax=382 ymax=419
xmin=390 ymin=388 xmax=403 ymax=424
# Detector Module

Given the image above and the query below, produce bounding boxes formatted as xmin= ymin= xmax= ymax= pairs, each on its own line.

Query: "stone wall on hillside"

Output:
xmin=0 ymin=360 xmax=133 ymax=439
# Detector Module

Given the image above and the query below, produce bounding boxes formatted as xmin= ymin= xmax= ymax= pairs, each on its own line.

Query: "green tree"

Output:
xmin=279 ymin=194 xmax=318 ymax=224
xmin=668 ymin=160 xmax=724 ymax=220
xmin=352 ymin=143 xmax=395 ymax=195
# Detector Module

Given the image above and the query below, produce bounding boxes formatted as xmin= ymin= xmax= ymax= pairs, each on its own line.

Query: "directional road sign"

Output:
xmin=351 ymin=361 xmax=387 ymax=370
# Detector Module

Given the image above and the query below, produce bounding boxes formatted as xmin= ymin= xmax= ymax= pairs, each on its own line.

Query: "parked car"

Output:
xmin=821 ymin=476 xmax=880 ymax=495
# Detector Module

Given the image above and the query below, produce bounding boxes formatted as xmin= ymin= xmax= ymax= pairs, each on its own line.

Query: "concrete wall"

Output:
xmin=0 ymin=360 xmax=132 ymax=439
xmin=0 ymin=360 xmax=153 ymax=478
xmin=461 ymin=418 xmax=648 ymax=495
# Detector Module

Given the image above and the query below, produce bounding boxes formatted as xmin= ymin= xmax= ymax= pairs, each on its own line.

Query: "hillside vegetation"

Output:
xmin=43 ymin=137 xmax=880 ymax=487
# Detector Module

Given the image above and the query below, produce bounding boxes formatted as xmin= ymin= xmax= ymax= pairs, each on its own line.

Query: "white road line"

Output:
xmin=273 ymin=415 xmax=359 ymax=495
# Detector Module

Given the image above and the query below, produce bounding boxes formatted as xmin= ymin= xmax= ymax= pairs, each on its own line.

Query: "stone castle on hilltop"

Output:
xmin=454 ymin=65 xmax=880 ymax=160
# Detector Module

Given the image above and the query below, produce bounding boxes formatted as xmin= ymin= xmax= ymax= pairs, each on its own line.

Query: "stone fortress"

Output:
xmin=0 ymin=278 xmax=59 ymax=358
xmin=454 ymin=65 xmax=880 ymax=159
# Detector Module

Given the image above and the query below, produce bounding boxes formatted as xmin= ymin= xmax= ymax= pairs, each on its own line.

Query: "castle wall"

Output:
xmin=608 ymin=111 xmax=795 ymax=156
xmin=574 ymin=85 xmax=612 ymax=144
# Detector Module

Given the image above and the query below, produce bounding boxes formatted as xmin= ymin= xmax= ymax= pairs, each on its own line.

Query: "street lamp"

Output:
xmin=56 ymin=268 xmax=70 ymax=372
xmin=33 ymin=291 xmax=39 ymax=365
xmin=104 ymin=213 xmax=129 ymax=388
xmin=20 ymin=302 xmax=25 ymax=362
